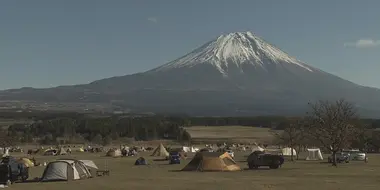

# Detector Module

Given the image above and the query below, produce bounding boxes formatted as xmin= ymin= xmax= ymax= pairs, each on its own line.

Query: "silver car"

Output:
xmin=350 ymin=151 xmax=367 ymax=161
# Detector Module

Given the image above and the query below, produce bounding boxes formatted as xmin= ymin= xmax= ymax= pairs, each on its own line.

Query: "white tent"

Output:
xmin=191 ymin=147 xmax=199 ymax=152
xmin=182 ymin=146 xmax=191 ymax=153
xmin=306 ymin=148 xmax=323 ymax=160
xmin=41 ymin=160 xmax=91 ymax=182
xmin=251 ymin=145 xmax=265 ymax=152
xmin=2 ymin=148 xmax=10 ymax=157
xmin=183 ymin=146 xmax=199 ymax=153
xmin=281 ymin=147 xmax=297 ymax=156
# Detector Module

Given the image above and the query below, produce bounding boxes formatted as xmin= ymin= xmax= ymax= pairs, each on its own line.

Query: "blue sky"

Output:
xmin=0 ymin=0 xmax=379 ymax=89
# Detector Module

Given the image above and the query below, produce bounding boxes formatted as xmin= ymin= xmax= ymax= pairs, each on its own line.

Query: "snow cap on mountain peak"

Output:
xmin=152 ymin=31 xmax=314 ymax=74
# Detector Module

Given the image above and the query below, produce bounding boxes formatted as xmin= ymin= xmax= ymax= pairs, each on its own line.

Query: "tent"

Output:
xmin=135 ymin=157 xmax=148 ymax=165
xmin=181 ymin=152 xmax=241 ymax=172
xmin=182 ymin=146 xmax=199 ymax=153
xmin=79 ymin=160 xmax=98 ymax=170
xmin=150 ymin=144 xmax=169 ymax=157
xmin=41 ymin=160 xmax=91 ymax=182
xmin=106 ymin=149 xmax=122 ymax=157
xmin=306 ymin=148 xmax=323 ymax=160
xmin=44 ymin=149 xmax=57 ymax=156
xmin=251 ymin=145 xmax=265 ymax=152
xmin=182 ymin=146 xmax=191 ymax=153
xmin=19 ymin=158 xmax=34 ymax=167
xmin=79 ymin=160 xmax=98 ymax=176
xmin=281 ymin=147 xmax=297 ymax=156
xmin=1 ymin=148 xmax=10 ymax=157
xmin=57 ymin=147 xmax=67 ymax=155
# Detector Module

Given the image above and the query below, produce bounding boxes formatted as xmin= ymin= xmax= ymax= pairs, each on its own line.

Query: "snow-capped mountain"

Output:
xmin=151 ymin=31 xmax=314 ymax=75
xmin=1 ymin=31 xmax=380 ymax=117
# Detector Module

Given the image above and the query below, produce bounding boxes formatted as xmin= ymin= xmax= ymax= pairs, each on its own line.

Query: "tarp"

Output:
xmin=19 ymin=158 xmax=34 ymax=167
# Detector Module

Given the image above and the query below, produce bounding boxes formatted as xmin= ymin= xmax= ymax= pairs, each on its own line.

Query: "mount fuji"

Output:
xmin=1 ymin=31 xmax=380 ymax=117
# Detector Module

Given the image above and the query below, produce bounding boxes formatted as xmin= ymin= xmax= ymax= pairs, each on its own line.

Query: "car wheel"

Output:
xmin=269 ymin=164 xmax=279 ymax=169
xmin=248 ymin=162 xmax=254 ymax=169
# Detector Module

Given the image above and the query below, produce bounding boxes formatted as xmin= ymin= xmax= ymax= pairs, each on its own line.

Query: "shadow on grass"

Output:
xmin=153 ymin=158 xmax=168 ymax=161
xmin=168 ymin=170 xmax=183 ymax=172
xmin=15 ymin=178 xmax=40 ymax=184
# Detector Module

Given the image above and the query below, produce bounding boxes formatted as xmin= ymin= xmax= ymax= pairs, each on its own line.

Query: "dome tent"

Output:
xmin=182 ymin=152 xmax=241 ymax=172
xmin=106 ymin=149 xmax=122 ymax=157
xmin=134 ymin=157 xmax=148 ymax=165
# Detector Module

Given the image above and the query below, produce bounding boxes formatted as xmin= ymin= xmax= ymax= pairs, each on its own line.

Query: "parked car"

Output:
xmin=168 ymin=152 xmax=181 ymax=164
xmin=348 ymin=150 xmax=367 ymax=162
xmin=327 ymin=152 xmax=350 ymax=163
xmin=247 ymin=151 xmax=284 ymax=169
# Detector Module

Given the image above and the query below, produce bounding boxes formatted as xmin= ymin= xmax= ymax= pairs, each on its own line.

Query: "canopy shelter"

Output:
xmin=306 ymin=148 xmax=323 ymax=160
xmin=181 ymin=152 xmax=241 ymax=172
xmin=281 ymin=147 xmax=297 ymax=156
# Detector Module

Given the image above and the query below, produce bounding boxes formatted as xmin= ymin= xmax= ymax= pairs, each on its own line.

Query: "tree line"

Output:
xmin=1 ymin=99 xmax=380 ymax=161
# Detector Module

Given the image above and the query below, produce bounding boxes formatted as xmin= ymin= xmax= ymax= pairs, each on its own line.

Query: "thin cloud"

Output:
xmin=344 ymin=39 xmax=380 ymax=48
xmin=147 ymin=17 xmax=158 ymax=23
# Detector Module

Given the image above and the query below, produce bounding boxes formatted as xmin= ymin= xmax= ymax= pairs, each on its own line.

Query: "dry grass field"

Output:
xmin=8 ymin=151 xmax=380 ymax=190
xmin=185 ymin=126 xmax=275 ymax=143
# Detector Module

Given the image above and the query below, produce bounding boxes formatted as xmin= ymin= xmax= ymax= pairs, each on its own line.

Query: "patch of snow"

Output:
xmin=151 ymin=31 xmax=314 ymax=75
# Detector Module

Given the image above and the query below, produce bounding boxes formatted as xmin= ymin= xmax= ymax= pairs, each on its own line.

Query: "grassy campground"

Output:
xmin=9 ymin=151 xmax=380 ymax=190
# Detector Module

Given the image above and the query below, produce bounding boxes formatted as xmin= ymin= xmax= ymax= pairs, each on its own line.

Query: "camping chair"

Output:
xmin=96 ymin=161 xmax=110 ymax=176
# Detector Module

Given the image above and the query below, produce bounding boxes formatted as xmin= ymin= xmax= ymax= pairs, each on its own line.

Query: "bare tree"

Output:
xmin=304 ymin=99 xmax=362 ymax=166
xmin=272 ymin=120 xmax=304 ymax=161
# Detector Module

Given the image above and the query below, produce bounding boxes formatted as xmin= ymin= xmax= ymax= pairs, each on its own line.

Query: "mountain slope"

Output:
xmin=1 ymin=31 xmax=380 ymax=117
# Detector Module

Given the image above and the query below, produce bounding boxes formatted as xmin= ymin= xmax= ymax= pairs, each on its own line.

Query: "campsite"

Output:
xmin=1 ymin=100 xmax=380 ymax=190
xmin=2 ymin=144 xmax=379 ymax=190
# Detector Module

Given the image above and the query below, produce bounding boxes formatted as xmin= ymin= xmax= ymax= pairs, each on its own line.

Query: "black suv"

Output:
xmin=247 ymin=151 xmax=284 ymax=169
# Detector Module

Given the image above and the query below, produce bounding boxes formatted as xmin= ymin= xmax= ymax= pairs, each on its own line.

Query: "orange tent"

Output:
xmin=182 ymin=152 xmax=241 ymax=172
